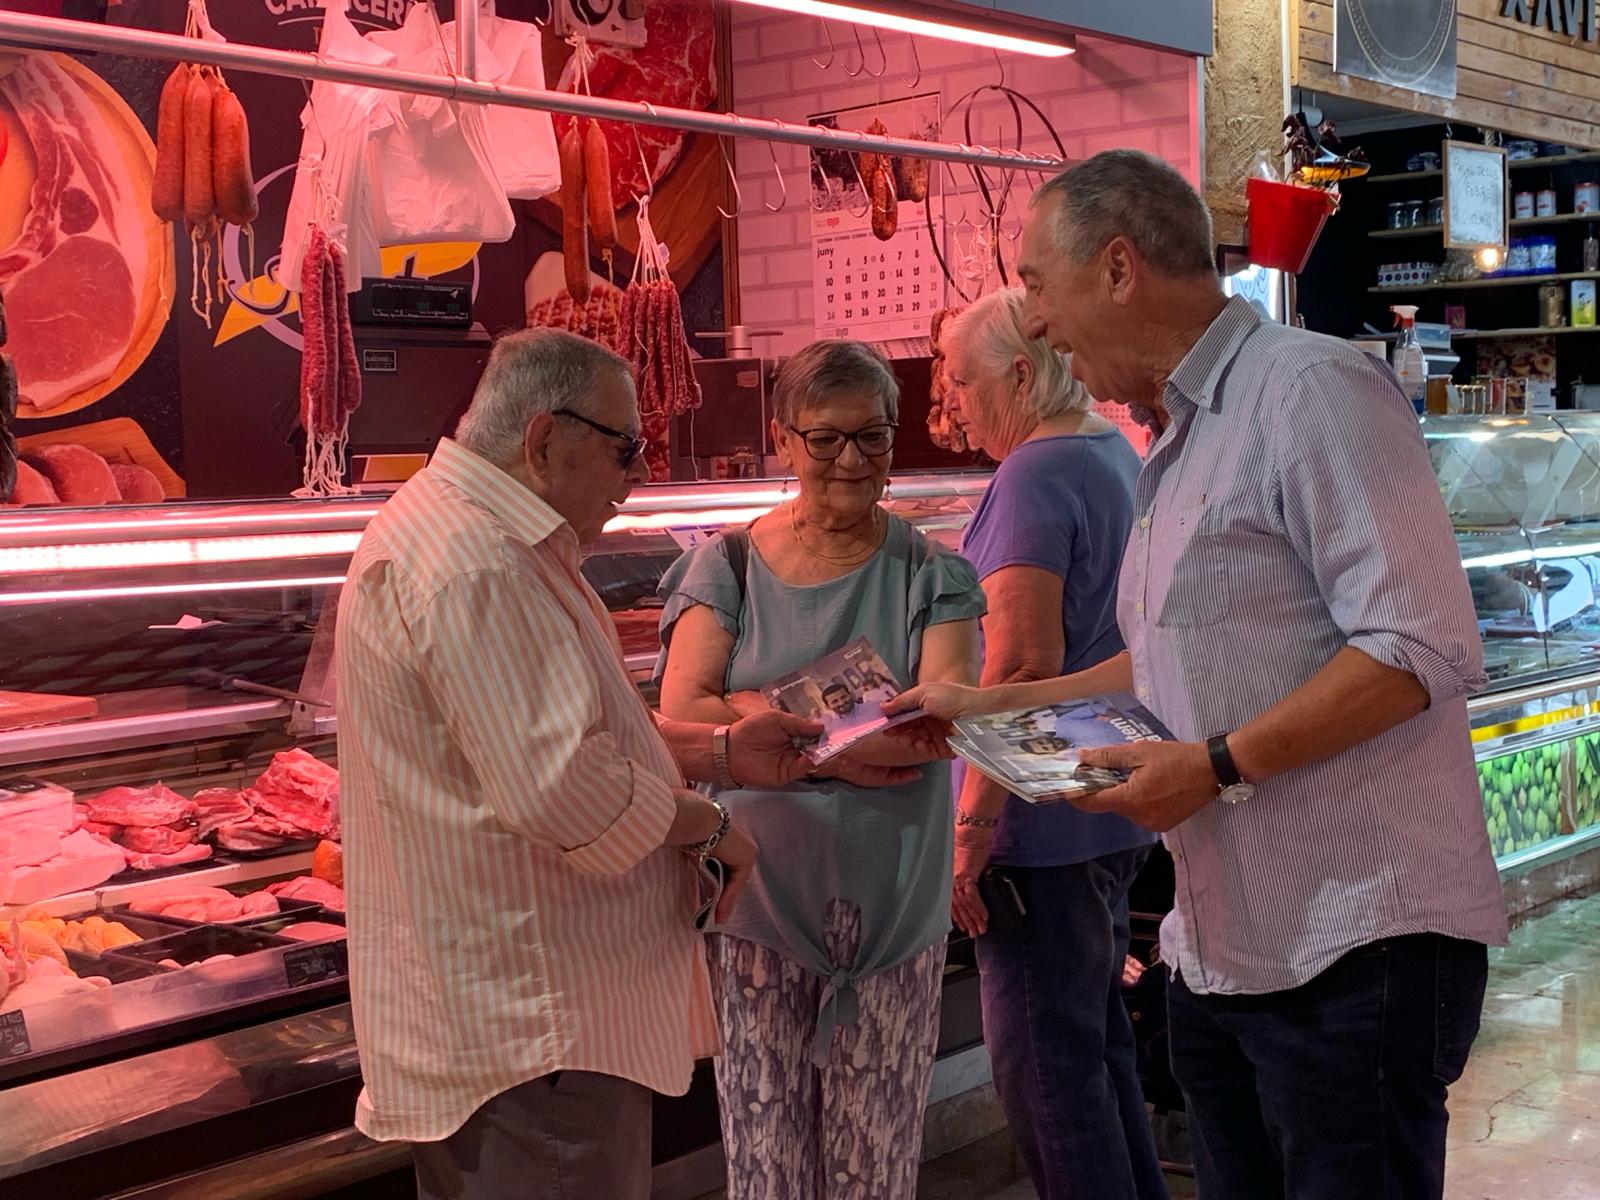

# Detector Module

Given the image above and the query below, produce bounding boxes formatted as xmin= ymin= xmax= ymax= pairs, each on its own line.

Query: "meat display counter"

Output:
xmin=0 ymin=471 xmax=992 ymax=1200
xmin=1425 ymin=413 xmax=1600 ymax=899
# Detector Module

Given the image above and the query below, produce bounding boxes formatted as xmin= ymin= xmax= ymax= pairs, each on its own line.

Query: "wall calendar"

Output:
xmin=808 ymin=93 xmax=947 ymax=347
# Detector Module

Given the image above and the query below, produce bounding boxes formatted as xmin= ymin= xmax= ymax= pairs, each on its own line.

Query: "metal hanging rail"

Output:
xmin=0 ymin=11 xmax=1065 ymax=173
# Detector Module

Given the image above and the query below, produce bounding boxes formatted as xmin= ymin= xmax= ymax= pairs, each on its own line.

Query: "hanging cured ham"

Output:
xmin=0 ymin=54 xmax=157 ymax=413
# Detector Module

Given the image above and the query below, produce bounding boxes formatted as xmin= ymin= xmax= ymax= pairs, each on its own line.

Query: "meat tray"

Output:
xmin=107 ymin=894 xmax=321 ymax=928
xmin=64 ymin=948 xmax=165 ymax=983
xmin=238 ymin=910 xmax=345 ymax=938
xmin=102 ymin=925 xmax=291 ymax=970
xmin=78 ymin=911 xmax=195 ymax=946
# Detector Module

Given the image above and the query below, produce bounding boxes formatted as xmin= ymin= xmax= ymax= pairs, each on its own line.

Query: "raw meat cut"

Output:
xmin=192 ymin=788 xmax=252 ymax=840
xmin=6 ymin=459 xmax=59 ymax=505
xmin=125 ymin=842 xmax=212 ymax=871
xmin=552 ymin=0 xmax=715 ymax=202
xmin=109 ymin=462 xmax=163 ymax=503
xmin=23 ymin=443 xmax=119 ymax=505
xmin=0 ymin=779 xmax=74 ymax=831
xmin=85 ymin=783 xmax=193 ymax=827
xmin=0 ymin=824 xmax=59 ymax=865
xmin=117 ymin=822 xmax=197 ymax=855
xmin=246 ymin=749 xmax=339 ymax=839
xmin=129 ymin=886 xmax=277 ymax=923
xmin=0 ymin=829 xmax=124 ymax=904
xmin=278 ymin=921 xmax=345 ymax=942
xmin=0 ymin=54 xmax=153 ymax=411
xmin=213 ymin=819 xmax=303 ymax=854
xmin=266 ymin=875 xmax=345 ymax=912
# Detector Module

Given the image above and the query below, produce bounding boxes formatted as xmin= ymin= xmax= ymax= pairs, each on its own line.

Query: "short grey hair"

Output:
xmin=454 ymin=328 xmax=633 ymax=466
xmin=1032 ymin=149 xmax=1216 ymax=277
xmin=771 ymin=339 xmax=900 ymax=429
xmin=943 ymin=288 xmax=1091 ymax=418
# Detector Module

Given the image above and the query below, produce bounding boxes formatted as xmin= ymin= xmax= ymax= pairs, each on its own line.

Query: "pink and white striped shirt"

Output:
xmin=335 ymin=438 xmax=716 ymax=1143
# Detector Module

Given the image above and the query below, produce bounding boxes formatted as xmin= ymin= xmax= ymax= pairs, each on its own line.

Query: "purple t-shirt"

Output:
xmin=959 ymin=432 xmax=1158 ymax=868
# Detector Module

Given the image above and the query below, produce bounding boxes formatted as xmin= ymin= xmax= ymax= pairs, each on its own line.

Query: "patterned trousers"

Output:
xmin=708 ymin=900 xmax=947 ymax=1200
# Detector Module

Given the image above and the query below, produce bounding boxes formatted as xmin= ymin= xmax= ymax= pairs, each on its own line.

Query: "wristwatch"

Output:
xmin=1206 ymin=733 xmax=1256 ymax=805
xmin=711 ymin=725 xmax=740 ymax=791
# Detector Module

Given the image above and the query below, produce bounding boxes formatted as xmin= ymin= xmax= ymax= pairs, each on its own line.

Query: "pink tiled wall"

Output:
xmin=728 ymin=15 xmax=1202 ymax=356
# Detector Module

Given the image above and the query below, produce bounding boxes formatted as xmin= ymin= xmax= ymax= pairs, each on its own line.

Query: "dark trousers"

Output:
xmin=412 ymin=1071 xmax=652 ymax=1200
xmin=1168 ymin=933 xmax=1489 ymax=1200
xmin=975 ymin=847 xmax=1168 ymax=1200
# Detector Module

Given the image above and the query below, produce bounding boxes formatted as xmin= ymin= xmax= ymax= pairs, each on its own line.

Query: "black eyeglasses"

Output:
xmin=787 ymin=423 xmax=897 ymax=461
xmin=555 ymin=409 xmax=649 ymax=469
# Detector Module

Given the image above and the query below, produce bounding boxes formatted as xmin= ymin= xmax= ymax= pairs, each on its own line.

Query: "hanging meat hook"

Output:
xmin=764 ymin=139 xmax=789 ymax=212
xmin=904 ymin=34 xmax=922 ymax=89
xmin=865 ymin=27 xmax=888 ymax=77
xmin=811 ymin=18 xmax=835 ymax=70
xmin=843 ymin=26 xmax=866 ymax=77
xmin=715 ymin=136 xmax=744 ymax=219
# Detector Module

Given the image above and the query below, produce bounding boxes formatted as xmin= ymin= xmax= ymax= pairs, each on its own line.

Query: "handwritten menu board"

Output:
xmin=1444 ymin=141 xmax=1508 ymax=251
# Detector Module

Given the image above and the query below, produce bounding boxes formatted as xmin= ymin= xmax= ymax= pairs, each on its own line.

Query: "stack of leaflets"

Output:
xmin=762 ymin=637 xmax=923 ymax=765
xmin=950 ymin=693 xmax=1174 ymax=804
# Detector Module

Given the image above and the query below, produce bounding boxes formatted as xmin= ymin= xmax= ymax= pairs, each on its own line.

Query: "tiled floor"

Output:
xmin=927 ymin=891 xmax=1600 ymax=1199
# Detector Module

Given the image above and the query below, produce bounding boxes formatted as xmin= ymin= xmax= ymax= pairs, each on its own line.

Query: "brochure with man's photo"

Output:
xmin=950 ymin=694 xmax=1175 ymax=804
xmin=762 ymin=638 xmax=923 ymax=765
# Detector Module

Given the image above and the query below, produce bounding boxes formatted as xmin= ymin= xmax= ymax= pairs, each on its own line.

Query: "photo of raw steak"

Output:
xmin=553 ymin=0 xmax=716 ymax=202
xmin=23 ymin=443 xmax=118 ymax=504
xmin=109 ymin=462 xmax=163 ymax=503
xmin=4 ymin=459 xmax=56 ymax=504
xmin=0 ymin=53 xmax=161 ymax=413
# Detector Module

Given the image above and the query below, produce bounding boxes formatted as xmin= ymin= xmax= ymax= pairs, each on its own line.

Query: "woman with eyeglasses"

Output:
xmin=655 ymin=339 xmax=984 ymax=1199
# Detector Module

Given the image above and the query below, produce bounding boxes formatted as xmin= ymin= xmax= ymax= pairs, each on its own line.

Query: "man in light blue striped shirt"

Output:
xmin=898 ymin=151 xmax=1509 ymax=1200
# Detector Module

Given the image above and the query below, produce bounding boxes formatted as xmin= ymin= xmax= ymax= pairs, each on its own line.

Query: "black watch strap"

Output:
xmin=1207 ymin=733 xmax=1242 ymax=789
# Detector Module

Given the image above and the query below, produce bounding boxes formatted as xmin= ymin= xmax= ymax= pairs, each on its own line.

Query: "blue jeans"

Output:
xmin=975 ymin=846 xmax=1167 ymax=1200
xmin=1168 ymin=932 xmax=1489 ymax=1200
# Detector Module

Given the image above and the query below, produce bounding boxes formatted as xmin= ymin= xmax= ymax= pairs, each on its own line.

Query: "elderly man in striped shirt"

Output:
xmin=899 ymin=151 xmax=1508 ymax=1200
xmin=334 ymin=329 xmax=910 ymax=1200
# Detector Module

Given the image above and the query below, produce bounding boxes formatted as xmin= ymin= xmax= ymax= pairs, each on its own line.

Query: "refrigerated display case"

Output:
xmin=0 ymin=471 xmax=992 ymax=1199
xmin=1424 ymin=413 xmax=1600 ymax=882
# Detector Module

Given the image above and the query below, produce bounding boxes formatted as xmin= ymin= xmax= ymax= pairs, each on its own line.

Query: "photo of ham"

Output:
xmin=0 ymin=51 xmax=175 ymax=419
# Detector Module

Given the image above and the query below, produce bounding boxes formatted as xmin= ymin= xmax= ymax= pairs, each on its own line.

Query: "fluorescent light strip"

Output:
xmin=0 ymin=575 xmax=349 ymax=606
xmin=0 ymin=531 xmax=364 ymax=575
xmin=606 ymin=506 xmax=778 ymax=533
xmin=727 ymin=0 xmax=1076 ymax=57
xmin=0 ymin=505 xmax=383 ymax=541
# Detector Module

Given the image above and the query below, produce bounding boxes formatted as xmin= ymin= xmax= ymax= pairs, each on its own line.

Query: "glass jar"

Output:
xmin=1428 ymin=196 xmax=1444 ymax=226
xmin=1406 ymin=200 xmax=1426 ymax=227
xmin=1387 ymin=201 xmax=1407 ymax=230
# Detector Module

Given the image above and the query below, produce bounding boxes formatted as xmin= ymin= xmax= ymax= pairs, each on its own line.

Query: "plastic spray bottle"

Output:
xmin=1391 ymin=305 xmax=1427 ymax=414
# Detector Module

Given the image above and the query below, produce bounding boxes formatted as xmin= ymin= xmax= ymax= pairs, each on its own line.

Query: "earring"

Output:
xmin=883 ymin=477 xmax=894 ymax=501
xmin=780 ymin=477 xmax=790 ymax=497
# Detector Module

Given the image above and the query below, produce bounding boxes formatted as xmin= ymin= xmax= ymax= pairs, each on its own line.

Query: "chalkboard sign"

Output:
xmin=283 ymin=941 xmax=349 ymax=989
xmin=0 ymin=1009 xmax=31 ymax=1060
xmin=1444 ymin=140 xmax=1508 ymax=251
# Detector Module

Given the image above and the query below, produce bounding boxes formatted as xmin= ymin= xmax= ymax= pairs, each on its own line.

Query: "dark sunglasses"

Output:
xmin=786 ymin=423 xmax=897 ymax=461
xmin=555 ymin=409 xmax=649 ymax=469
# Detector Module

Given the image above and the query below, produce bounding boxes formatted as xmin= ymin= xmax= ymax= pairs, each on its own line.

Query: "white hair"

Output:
xmin=454 ymin=328 xmax=633 ymax=467
xmin=943 ymin=287 xmax=1091 ymax=418
xmin=1032 ymin=149 xmax=1216 ymax=278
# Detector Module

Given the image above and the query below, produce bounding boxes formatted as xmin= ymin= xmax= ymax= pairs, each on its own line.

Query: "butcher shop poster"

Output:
xmin=1 ymin=0 xmax=726 ymax=500
xmin=809 ymin=93 xmax=945 ymax=355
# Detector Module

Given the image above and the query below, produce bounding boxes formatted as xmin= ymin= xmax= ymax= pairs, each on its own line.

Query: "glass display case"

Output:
xmin=1424 ymin=414 xmax=1600 ymax=878
xmin=0 ymin=471 xmax=992 ymax=1198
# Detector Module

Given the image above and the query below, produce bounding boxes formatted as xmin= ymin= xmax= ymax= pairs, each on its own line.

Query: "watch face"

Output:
xmin=1218 ymin=783 xmax=1256 ymax=806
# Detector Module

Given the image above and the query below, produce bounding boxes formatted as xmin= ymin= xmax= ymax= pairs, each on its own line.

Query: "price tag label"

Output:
xmin=283 ymin=941 xmax=349 ymax=989
xmin=0 ymin=1009 xmax=32 ymax=1060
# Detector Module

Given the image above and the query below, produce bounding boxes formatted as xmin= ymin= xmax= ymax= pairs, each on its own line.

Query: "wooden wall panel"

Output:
xmin=1296 ymin=0 xmax=1600 ymax=149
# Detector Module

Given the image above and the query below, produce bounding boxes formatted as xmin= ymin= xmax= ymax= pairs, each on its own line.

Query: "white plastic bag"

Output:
xmin=365 ymin=2 xmax=516 ymax=245
xmin=279 ymin=0 xmax=395 ymax=293
xmin=441 ymin=0 xmax=561 ymax=201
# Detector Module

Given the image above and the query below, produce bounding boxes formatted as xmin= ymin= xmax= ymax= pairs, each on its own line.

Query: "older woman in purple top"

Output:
xmin=939 ymin=287 xmax=1165 ymax=1200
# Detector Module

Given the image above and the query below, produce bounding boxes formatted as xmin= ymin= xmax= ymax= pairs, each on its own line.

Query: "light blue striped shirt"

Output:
xmin=1121 ymin=297 xmax=1509 ymax=996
